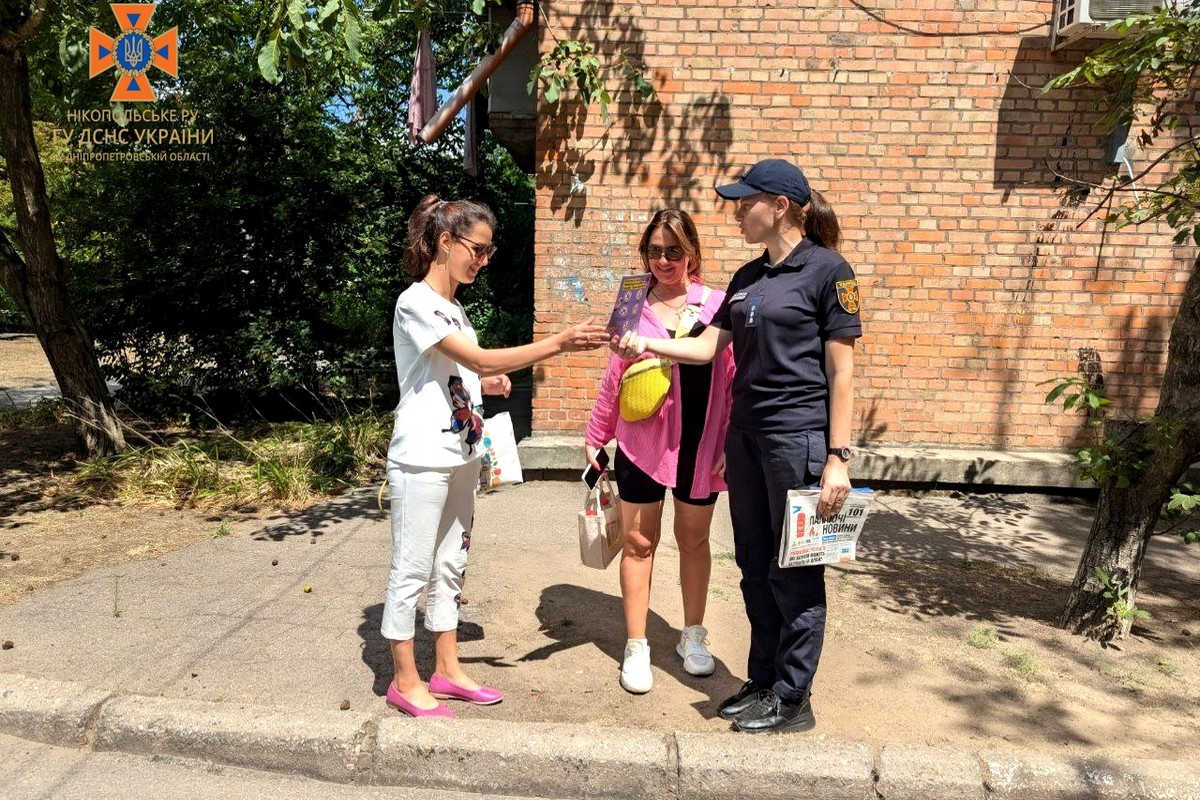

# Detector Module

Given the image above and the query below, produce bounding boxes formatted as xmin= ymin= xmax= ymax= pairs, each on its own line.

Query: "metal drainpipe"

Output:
xmin=417 ymin=0 xmax=536 ymax=145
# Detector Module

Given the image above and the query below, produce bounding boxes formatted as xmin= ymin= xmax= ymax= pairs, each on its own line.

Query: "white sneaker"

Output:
xmin=620 ymin=639 xmax=653 ymax=694
xmin=677 ymin=625 xmax=715 ymax=676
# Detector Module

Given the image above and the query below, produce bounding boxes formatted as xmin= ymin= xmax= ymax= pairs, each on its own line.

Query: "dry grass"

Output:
xmin=73 ymin=411 xmax=390 ymax=511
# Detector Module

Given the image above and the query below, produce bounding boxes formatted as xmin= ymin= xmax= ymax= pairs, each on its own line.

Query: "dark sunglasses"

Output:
xmin=646 ymin=245 xmax=686 ymax=262
xmin=455 ymin=235 xmax=497 ymax=261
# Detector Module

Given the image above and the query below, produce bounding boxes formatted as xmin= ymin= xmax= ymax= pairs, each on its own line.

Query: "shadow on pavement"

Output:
xmin=520 ymin=582 xmax=746 ymax=721
xmin=254 ymin=491 xmax=380 ymax=542
xmin=862 ymin=493 xmax=1196 ymax=602
xmin=0 ymin=423 xmax=86 ymax=532
xmin=357 ymin=604 xmax=486 ymax=698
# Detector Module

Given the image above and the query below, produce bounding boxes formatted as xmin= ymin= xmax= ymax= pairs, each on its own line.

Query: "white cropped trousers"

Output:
xmin=380 ymin=461 xmax=476 ymax=641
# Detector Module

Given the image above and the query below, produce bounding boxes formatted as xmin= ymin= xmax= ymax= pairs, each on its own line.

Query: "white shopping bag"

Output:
xmin=478 ymin=412 xmax=524 ymax=492
xmin=578 ymin=474 xmax=623 ymax=569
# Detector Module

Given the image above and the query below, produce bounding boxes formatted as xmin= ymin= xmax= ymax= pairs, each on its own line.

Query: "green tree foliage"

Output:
xmin=1045 ymin=7 xmax=1200 ymax=243
xmin=27 ymin=1 xmax=532 ymax=413
xmin=3 ymin=0 xmax=638 ymax=437
xmin=530 ymin=38 xmax=654 ymax=122
xmin=2 ymin=0 xmax=131 ymax=454
xmin=1043 ymin=7 xmax=1200 ymax=641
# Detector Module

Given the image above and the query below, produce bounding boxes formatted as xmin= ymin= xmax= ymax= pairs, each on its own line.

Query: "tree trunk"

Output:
xmin=1062 ymin=257 xmax=1200 ymax=641
xmin=1062 ymin=476 xmax=1161 ymax=640
xmin=0 ymin=44 xmax=125 ymax=457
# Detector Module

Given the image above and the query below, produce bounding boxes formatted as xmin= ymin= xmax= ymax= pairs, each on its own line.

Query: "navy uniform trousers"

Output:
xmin=724 ymin=424 xmax=828 ymax=704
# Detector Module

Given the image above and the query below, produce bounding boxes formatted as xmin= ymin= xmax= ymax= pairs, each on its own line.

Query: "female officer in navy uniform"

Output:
xmin=612 ymin=160 xmax=861 ymax=733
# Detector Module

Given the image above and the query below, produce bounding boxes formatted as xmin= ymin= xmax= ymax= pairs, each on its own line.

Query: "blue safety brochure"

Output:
xmin=778 ymin=488 xmax=874 ymax=568
xmin=605 ymin=273 xmax=652 ymax=338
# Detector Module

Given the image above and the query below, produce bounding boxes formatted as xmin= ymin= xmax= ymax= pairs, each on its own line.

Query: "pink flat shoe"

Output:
xmin=428 ymin=673 xmax=504 ymax=705
xmin=385 ymin=683 xmax=455 ymax=718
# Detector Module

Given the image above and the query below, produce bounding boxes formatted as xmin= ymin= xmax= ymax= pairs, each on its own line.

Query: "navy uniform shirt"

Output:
xmin=711 ymin=238 xmax=862 ymax=432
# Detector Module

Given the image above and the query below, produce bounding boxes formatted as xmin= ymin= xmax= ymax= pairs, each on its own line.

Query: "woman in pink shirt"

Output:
xmin=585 ymin=209 xmax=735 ymax=694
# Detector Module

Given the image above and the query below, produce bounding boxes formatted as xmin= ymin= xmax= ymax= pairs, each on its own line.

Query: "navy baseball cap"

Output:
xmin=715 ymin=159 xmax=811 ymax=206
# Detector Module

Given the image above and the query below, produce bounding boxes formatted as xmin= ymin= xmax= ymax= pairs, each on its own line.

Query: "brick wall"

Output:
xmin=530 ymin=0 xmax=1195 ymax=451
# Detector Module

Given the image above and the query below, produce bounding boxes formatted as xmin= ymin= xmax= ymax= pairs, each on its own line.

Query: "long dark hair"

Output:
xmin=637 ymin=208 xmax=704 ymax=282
xmin=404 ymin=194 xmax=498 ymax=281
xmin=773 ymin=189 xmax=841 ymax=251
xmin=805 ymin=190 xmax=841 ymax=251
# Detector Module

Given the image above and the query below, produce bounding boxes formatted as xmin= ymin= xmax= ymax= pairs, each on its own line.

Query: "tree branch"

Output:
xmin=1045 ymin=167 xmax=1184 ymax=229
xmin=1186 ymin=64 xmax=1200 ymax=161
xmin=0 ymin=227 xmax=31 ymax=316
xmin=1149 ymin=510 xmax=1199 ymax=539
xmin=1045 ymin=135 xmax=1200 ymax=228
xmin=0 ymin=0 xmax=49 ymax=51
xmin=1107 ymin=134 xmax=1198 ymax=188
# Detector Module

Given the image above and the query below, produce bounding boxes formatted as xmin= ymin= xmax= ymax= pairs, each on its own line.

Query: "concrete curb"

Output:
xmin=878 ymin=744 xmax=984 ymax=800
xmin=982 ymin=749 xmax=1200 ymax=800
xmin=5 ymin=673 xmax=1200 ymax=799
xmin=0 ymin=673 xmax=111 ymax=748
xmin=674 ymin=732 xmax=873 ymax=800
xmin=373 ymin=718 xmax=671 ymax=799
xmin=517 ymin=436 xmax=1093 ymax=490
xmin=92 ymin=693 xmax=373 ymax=785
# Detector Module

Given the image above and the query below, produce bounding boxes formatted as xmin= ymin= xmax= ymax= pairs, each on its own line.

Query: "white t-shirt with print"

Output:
xmin=387 ymin=281 xmax=484 ymax=469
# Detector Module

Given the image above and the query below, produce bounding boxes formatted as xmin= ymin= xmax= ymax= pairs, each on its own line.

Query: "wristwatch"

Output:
xmin=828 ymin=446 xmax=852 ymax=462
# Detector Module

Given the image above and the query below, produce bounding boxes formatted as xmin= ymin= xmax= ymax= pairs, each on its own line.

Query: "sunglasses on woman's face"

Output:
xmin=646 ymin=245 xmax=686 ymax=262
xmin=455 ymin=235 xmax=497 ymax=261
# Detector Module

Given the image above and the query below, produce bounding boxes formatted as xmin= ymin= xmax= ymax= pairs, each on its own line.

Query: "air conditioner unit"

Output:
xmin=1052 ymin=0 xmax=1163 ymax=49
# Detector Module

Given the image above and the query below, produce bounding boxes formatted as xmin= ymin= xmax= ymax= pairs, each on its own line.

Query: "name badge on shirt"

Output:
xmin=745 ymin=295 xmax=765 ymax=328
xmin=730 ymin=290 xmax=749 ymax=302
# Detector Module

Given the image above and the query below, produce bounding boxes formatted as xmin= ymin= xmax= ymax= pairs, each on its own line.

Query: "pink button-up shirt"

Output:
xmin=585 ymin=282 xmax=735 ymax=499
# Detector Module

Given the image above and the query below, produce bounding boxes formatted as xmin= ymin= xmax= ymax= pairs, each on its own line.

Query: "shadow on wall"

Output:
xmin=1056 ymin=309 xmax=1171 ymax=450
xmin=858 ymin=399 xmax=889 ymax=444
xmin=994 ymin=37 xmax=1117 ymax=196
xmin=855 ymin=37 xmax=1151 ymax=452
xmin=538 ymin=1 xmax=734 ymax=224
xmin=990 ymin=38 xmax=1155 ymax=448
xmin=1108 ymin=306 xmax=1171 ymax=404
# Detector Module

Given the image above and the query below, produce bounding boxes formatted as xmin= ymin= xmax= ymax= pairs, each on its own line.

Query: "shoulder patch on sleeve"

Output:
xmin=835 ymin=279 xmax=860 ymax=314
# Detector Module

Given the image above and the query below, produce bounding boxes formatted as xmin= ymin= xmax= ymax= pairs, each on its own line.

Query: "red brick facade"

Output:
xmin=529 ymin=0 xmax=1194 ymax=450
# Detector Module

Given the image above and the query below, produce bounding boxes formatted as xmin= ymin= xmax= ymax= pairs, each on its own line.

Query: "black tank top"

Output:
xmin=667 ymin=321 xmax=713 ymax=451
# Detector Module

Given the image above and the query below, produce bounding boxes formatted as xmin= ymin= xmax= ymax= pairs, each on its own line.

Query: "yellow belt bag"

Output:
xmin=618 ymin=357 xmax=673 ymax=421
xmin=617 ymin=295 xmax=706 ymax=423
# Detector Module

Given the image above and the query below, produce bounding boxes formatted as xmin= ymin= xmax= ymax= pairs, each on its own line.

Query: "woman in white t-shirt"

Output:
xmin=383 ymin=195 xmax=608 ymax=718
